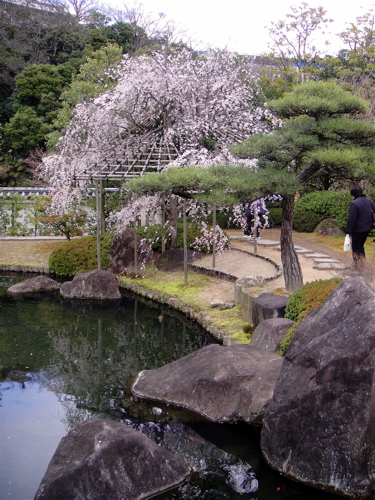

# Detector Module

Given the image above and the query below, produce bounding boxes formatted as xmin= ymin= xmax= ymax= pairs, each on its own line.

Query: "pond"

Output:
xmin=0 ymin=274 xmax=344 ymax=500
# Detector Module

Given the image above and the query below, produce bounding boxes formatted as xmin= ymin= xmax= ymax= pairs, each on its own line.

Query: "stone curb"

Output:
xmin=0 ymin=264 xmax=50 ymax=273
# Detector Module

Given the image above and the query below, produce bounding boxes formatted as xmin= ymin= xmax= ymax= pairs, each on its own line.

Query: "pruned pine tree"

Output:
xmin=232 ymin=81 xmax=375 ymax=292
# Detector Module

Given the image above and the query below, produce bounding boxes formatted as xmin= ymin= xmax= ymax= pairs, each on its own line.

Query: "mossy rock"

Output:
xmin=314 ymin=218 xmax=345 ymax=236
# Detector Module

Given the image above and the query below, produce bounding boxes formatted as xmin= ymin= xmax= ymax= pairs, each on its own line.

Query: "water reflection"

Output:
xmin=0 ymin=274 xmax=345 ymax=500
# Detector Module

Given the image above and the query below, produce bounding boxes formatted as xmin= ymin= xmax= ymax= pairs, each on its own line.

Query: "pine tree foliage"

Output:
xmin=232 ymin=80 xmax=375 ymax=291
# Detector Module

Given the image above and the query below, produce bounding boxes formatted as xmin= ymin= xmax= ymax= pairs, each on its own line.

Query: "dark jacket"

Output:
xmin=345 ymin=195 xmax=375 ymax=234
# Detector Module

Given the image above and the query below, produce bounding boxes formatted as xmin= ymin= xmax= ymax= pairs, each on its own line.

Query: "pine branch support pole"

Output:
xmin=95 ymin=179 xmax=102 ymax=270
xmin=134 ymin=225 xmax=138 ymax=274
xmin=253 ymin=212 xmax=258 ymax=255
xmin=183 ymin=199 xmax=188 ymax=286
xmin=212 ymin=204 xmax=216 ymax=268
xmin=162 ymin=195 xmax=166 ymax=254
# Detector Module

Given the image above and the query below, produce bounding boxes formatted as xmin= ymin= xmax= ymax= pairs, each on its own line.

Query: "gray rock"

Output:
xmin=156 ymin=249 xmax=204 ymax=271
xmin=251 ymin=293 xmax=289 ymax=327
xmin=314 ymin=217 xmax=345 ymax=236
xmin=108 ymin=228 xmax=157 ymax=274
xmin=108 ymin=228 xmax=138 ymax=273
xmin=210 ymin=300 xmax=226 ymax=308
xmin=251 ymin=318 xmax=294 ymax=353
xmin=60 ymin=269 xmax=121 ymax=300
xmin=7 ymin=275 xmax=59 ymax=297
xmin=132 ymin=344 xmax=283 ymax=423
xmin=234 ymin=276 xmax=265 ymax=304
xmin=261 ymin=277 xmax=375 ymax=499
xmin=34 ymin=419 xmax=189 ymax=500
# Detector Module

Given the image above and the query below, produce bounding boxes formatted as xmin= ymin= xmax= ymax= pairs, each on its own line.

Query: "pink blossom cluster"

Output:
xmin=41 ymin=49 xmax=274 ymax=214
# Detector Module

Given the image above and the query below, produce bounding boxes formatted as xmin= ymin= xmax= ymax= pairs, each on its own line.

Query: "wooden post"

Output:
xmin=183 ymin=199 xmax=188 ymax=285
xmin=162 ymin=194 xmax=166 ymax=254
xmin=253 ymin=210 xmax=258 ymax=255
xmin=100 ymin=185 xmax=106 ymax=233
xmin=212 ymin=204 xmax=216 ymax=268
xmin=95 ymin=179 xmax=102 ymax=270
xmin=133 ymin=225 xmax=138 ymax=274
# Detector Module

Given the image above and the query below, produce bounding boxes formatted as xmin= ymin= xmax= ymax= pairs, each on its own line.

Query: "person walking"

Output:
xmin=243 ymin=200 xmax=264 ymax=239
xmin=345 ymin=185 xmax=375 ymax=265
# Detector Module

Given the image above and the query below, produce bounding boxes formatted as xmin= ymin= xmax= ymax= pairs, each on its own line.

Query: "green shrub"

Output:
xmin=293 ymin=190 xmax=352 ymax=232
xmin=175 ymin=221 xmax=205 ymax=249
xmin=49 ymin=233 xmax=113 ymax=277
xmin=267 ymin=207 xmax=282 ymax=227
xmin=279 ymin=278 xmax=342 ymax=355
xmin=205 ymin=210 xmax=238 ymax=229
xmin=137 ymin=225 xmax=165 ymax=252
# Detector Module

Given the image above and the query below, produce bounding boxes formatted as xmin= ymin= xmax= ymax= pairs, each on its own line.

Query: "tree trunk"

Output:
xmin=280 ymin=195 xmax=303 ymax=292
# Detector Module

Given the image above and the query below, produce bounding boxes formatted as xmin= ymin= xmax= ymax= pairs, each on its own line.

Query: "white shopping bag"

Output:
xmin=344 ymin=234 xmax=351 ymax=252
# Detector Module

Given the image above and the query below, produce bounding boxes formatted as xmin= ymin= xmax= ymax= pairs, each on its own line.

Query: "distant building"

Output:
xmin=2 ymin=0 xmax=65 ymax=14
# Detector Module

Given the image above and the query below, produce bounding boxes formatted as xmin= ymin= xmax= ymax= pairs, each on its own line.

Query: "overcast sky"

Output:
xmin=110 ymin=0 xmax=375 ymax=55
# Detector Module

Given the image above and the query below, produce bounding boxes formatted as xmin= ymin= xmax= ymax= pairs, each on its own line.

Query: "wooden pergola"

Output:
xmin=72 ymin=134 xmax=181 ymax=270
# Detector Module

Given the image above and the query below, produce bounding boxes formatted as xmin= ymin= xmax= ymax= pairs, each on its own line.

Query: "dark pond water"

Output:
xmin=0 ymin=274 xmax=344 ymax=500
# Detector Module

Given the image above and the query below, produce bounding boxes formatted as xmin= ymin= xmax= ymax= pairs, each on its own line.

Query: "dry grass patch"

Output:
xmin=0 ymin=240 xmax=63 ymax=266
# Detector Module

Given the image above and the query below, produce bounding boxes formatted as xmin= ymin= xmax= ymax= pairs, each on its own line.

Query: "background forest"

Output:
xmin=1 ymin=0 xmax=375 ymax=186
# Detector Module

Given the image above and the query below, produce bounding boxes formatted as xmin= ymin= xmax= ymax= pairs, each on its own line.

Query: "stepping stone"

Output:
xmin=313 ymin=258 xmax=341 ymax=264
xmin=295 ymin=247 xmax=314 ymax=254
xmin=313 ymin=262 xmax=348 ymax=270
xmin=303 ymin=253 xmax=330 ymax=259
xmin=256 ymin=239 xmax=280 ymax=247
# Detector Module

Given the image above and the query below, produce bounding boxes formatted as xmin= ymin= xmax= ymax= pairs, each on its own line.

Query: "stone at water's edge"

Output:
xmin=132 ymin=344 xmax=283 ymax=423
xmin=251 ymin=293 xmax=289 ymax=327
xmin=250 ymin=317 xmax=294 ymax=354
xmin=34 ymin=419 xmax=190 ymax=500
xmin=108 ymin=228 xmax=158 ymax=274
xmin=60 ymin=269 xmax=121 ymax=299
xmin=261 ymin=277 xmax=375 ymax=499
xmin=7 ymin=275 xmax=59 ymax=297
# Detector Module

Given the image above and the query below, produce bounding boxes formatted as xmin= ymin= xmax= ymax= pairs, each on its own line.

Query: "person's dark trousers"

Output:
xmin=351 ymin=231 xmax=369 ymax=262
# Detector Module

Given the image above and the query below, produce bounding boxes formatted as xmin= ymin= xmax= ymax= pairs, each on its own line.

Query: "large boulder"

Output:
xmin=60 ymin=270 xmax=121 ymax=300
xmin=35 ymin=419 xmax=190 ymax=500
xmin=314 ymin=217 xmax=345 ymax=236
xmin=7 ymin=275 xmax=59 ymax=297
xmin=250 ymin=317 xmax=294 ymax=354
xmin=132 ymin=344 xmax=283 ymax=423
xmin=108 ymin=228 xmax=157 ymax=274
xmin=155 ymin=249 xmax=204 ymax=271
xmin=261 ymin=277 xmax=375 ymax=499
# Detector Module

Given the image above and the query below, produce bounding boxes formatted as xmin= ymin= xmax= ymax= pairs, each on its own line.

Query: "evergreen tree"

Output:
xmin=232 ymin=81 xmax=375 ymax=291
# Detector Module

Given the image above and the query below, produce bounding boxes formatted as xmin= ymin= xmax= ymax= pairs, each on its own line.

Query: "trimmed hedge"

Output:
xmin=279 ymin=277 xmax=343 ymax=355
xmin=293 ymin=190 xmax=352 ymax=232
xmin=267 ymin=206 xmax=282 ymax=227
xmin=48 ymin=233 xmax=113 ymax=277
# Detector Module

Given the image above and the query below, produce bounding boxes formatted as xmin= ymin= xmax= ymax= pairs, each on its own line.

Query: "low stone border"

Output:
xmin=0 ymin=248 xmax=282 ymax=345
xmin=0 ymin=264 xmax=50 ymax=273
xmin=189 ymin=248 xmax=282 ymax=283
